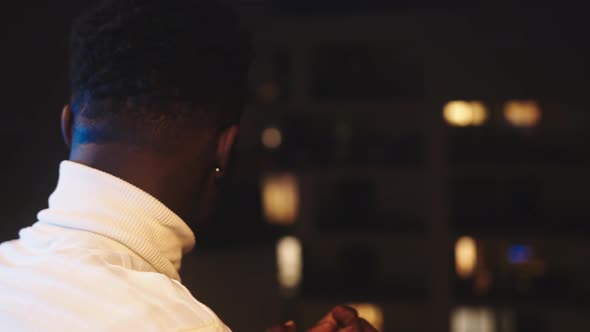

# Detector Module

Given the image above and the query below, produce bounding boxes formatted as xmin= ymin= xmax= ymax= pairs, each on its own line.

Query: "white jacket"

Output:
xmin=0 ymin=161 xmax=231 ymax=332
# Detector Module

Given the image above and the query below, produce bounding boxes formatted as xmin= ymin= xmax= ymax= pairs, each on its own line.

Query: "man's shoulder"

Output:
xmin=0 ymin=238 xmax=227 ymax=332
xmin=120 ymin=278 xmax=230 ymax=332
xmin=110 ymin=267 xmax=228 ymax=330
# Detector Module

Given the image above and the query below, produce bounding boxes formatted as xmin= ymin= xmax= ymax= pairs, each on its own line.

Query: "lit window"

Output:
xmin=276 ymin=236 xmax=303 ymax=290
xmin=507 ymin=245 xmax=532 ymax=264
xmin=261 ymin=173 xmax=299 ymax=225
xmin=455 ymin=236 xmax=477 ymax=279
xmin=451 ymin=307 xmax=496 ymax=332
xmin=504 ymin=100 xmax=542 ymax=127
xmin=443 ymin=101 xmax=489 ymax=127
xmin=349 ymin=303 xmax=384 ymax=331
xmin=261 ymin=127 xmax=283 ymax=150
xmin=470 ymin=102 xmax=488 ymax=126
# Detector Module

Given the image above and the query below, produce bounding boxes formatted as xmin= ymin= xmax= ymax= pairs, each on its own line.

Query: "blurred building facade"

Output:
xmin=191 ymin=6 xmax=590 ymax=332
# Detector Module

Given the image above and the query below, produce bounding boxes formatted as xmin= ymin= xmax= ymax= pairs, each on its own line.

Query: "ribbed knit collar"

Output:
xmin=37 ymin=161 xmax=196 ymax=281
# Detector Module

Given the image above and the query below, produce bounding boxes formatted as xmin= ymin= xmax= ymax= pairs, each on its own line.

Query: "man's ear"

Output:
xmin=216 ymin=125 xmax=239 ymax=170
xmin=61 ymin=104 xmax=73 ymax=149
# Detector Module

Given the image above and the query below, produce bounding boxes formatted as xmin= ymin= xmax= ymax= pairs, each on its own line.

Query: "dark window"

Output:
xmin=310 ymin=46 xmax=424 ymax=100
xmin=272 ymin=48 xmax=290 ymax=101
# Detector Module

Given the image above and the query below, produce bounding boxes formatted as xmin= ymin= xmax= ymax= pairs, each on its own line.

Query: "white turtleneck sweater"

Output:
xmin=0 ymin=161 xmax=231 ymax=332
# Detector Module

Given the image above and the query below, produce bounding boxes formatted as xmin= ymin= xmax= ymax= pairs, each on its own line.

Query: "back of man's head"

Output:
xmin=69 ymin=0 xmax=251 ymax=146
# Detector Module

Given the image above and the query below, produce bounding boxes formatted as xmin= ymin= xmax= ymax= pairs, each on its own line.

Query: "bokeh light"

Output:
xmin=507 ymin=245 xmax=532 ymax=264
xmin=444 ymin=101 xmax=472 ymax=127
xmin=262 ymin=127 xmax=283 ymax=150
xmin=455 ymin=236 xmax=477 ymax=279
xmin=443 ymin=101 xmax=489 ymax=127
xmin=349 ymin=303 xmax=384 ymax=331
xmin=276 ymin=236 xmax=303 ymax=290
xmin=451 ymin=307 xmax=496 ymax=332
xmin=504 ymin=100 xmax=542 ymax=127
xmin=470 ymin=101 xmax=488 ymax=126
xmin=261 ymin=173 xmax=299 ymax=225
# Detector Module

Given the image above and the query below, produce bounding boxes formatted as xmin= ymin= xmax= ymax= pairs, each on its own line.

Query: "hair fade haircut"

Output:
xmin=69 ymin=0 xmax=252 ymax=133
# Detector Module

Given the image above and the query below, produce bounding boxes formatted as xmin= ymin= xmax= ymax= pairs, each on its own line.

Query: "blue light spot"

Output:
xmin=508 ymin=245 xmax=532 ymax=264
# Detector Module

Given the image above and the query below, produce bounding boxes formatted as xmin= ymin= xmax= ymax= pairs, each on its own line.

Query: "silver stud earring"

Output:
xmin=215 ymin=167 xmax=224 ymax=184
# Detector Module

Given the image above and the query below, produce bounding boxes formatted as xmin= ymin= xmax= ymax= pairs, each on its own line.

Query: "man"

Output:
xmin=0 ymin=0 xmax=377 ymax=331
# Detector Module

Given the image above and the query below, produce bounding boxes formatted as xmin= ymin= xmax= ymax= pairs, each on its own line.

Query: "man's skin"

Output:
xmin=268 ymin=306 xmax=379 ymax=332
xmin=60 ymin=104 xmax=378 ymax=331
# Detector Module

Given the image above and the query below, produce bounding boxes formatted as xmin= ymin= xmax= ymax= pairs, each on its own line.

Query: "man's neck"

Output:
xmin=69 ymin=143 xmax=213 ymax=223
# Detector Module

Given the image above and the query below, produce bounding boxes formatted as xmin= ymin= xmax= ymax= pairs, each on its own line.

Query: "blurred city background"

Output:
xmin=1 ymin=2 xmax=589 ymax=332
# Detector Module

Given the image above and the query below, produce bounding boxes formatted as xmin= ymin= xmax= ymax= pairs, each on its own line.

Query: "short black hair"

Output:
xmin=70 ymin=0 xmax=251 ymax=143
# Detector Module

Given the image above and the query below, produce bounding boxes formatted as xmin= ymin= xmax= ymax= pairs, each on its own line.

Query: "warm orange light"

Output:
xmin=261 ymin=173 xmax=299 ymax=225
xmin=276 ymin=236 xmax=303 ymax=290
xmin=455 ymin=236 xmax=477 ymax=279
xmin=470 ymin=102 xmax=488 ymax=126
xmin=261 ymin=127 xmax=283 ymax=150
xmin=504 ymin=100 xmax=542 ymax=127
xmin=349 ymin=303 xmax=384 ymax=331
xmin=443 ymin=101 xmax=488 ymax=127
